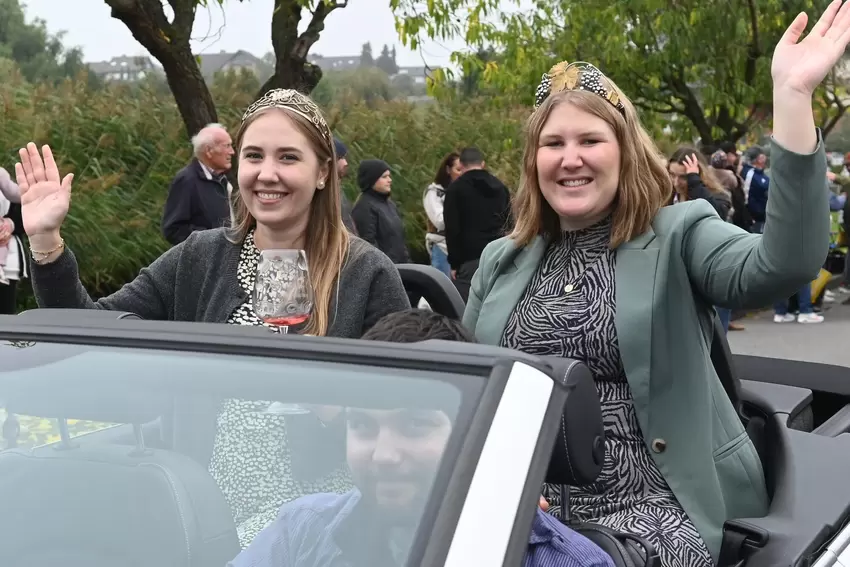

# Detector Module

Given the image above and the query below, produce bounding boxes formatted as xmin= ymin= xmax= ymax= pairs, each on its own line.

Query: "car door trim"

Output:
xmin=443 ymin=360 xmax=555 ymax=567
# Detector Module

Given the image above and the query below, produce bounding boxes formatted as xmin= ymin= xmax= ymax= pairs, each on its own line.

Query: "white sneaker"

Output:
xmin=797 ymin=313 xmax=824 ymax=324
xmin=825 ymin=290 xmax=836 ymax=303
xmin=774 ymin=314 xmax=796 ymax=323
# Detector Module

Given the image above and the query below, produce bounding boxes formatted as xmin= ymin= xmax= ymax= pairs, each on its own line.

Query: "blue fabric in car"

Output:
xmin=227 ymin=489 xmax=615 ymax=567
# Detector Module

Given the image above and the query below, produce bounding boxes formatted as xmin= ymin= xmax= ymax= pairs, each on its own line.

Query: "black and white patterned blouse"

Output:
xmin=500 ymin=218 xmax=714 ymax=567
xmin=208 ymin=231 xmax=353 ymax=548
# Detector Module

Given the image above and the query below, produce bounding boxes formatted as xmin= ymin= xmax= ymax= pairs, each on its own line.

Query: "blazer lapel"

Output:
xmin=614 ymin=229 xmax=658 ymax=429
xmin=474 ymin=237 xmax=547 ymax=345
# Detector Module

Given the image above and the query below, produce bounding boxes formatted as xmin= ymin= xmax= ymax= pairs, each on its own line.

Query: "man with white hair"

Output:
xmin=161 ymin=123 xmax=235 ymax=245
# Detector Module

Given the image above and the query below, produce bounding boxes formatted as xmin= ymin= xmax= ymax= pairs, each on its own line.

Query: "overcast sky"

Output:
xmin=22 ymin=0 xmax=465 ymax=68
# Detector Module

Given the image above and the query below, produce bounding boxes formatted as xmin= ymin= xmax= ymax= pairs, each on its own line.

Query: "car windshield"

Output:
xmin=0 ymin=338 xmax=485 ymax=566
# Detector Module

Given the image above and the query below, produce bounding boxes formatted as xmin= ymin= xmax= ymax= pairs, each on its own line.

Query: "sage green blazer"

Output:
xmin=463 ymin=134 xmax=829 ymax=561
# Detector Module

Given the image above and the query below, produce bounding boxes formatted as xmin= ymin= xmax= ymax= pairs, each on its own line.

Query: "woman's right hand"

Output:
xmin=14 ymin=143 xmax=74 ymax=238
xmin=682 ymin=154 xmax=700 ymax=175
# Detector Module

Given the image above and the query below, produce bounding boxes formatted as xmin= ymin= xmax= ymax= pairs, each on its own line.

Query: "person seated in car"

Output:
xmin=463 ymin=5 xmax=848 ymax=566
xmin=14 ymin=90 xmax=411 ymax=545
xmin=228 ymin=309 xmax=615 ymax=567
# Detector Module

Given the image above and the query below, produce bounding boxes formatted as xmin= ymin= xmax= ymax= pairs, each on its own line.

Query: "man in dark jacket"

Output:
xmin=334 ymin=138 xmax=358 ymax=235
xmin=443 ymin=147 xmax=512 ymax=302
xmin=740 ymin=145 xmax=770 ymax=234
xmin=161 ymin=123 xmax=234 ymax=245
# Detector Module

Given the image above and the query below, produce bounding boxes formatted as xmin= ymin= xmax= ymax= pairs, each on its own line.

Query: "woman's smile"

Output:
xmin=253 ymin=190 xmax=290 ymax=205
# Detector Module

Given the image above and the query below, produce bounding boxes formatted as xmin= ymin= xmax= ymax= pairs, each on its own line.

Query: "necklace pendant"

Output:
xmin=564 ymin=283 xmax=574 ymax=293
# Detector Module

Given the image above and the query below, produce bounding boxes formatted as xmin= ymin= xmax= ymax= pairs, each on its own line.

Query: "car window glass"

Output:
xmin=0 ymin=341 xmax=479 ymax=566
xmin=0 ymin=408 xmax=116 ymax=449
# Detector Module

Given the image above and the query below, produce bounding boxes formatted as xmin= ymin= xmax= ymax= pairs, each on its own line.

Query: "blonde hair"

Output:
xmin=511 ymin=88 xmax=672 ymax=248
xmin=228 ymin=107 xmax=350 ymax=337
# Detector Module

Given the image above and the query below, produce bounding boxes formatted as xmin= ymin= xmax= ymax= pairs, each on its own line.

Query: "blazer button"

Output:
xmin=651 ymin=438 xmax=667 ymax=453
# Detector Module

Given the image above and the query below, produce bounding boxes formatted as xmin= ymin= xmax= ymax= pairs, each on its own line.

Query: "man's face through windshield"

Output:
xmin=346 ymin=408 xmax=451 ymax=522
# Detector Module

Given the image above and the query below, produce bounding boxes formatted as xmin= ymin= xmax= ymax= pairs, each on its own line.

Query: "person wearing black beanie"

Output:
xmin=351 ymin=159 xmax=410 ymax=264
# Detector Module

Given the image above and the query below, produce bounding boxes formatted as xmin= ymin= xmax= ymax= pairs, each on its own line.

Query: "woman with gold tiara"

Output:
xmin=464 ymin=3 xmax=850 ymax=565
xmin=15 ymin=88 xmax=411 ymax=545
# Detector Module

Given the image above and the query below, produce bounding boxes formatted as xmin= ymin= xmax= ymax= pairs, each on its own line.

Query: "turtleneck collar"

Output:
xmin=557 ymin=215 xmax=612 ymax=249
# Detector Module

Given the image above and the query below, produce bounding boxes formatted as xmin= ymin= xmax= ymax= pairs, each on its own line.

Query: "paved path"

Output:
xmin=727 ymin=290 xmax=850 ymax=366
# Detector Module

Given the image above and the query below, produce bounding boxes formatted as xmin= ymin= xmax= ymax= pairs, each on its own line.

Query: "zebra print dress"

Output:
xmin=500 ymin=218 xmax=714 ymax=567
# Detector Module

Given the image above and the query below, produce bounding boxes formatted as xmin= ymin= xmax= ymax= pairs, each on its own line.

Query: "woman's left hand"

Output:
xmin=772 ymin=0 xmax=850 ymax=97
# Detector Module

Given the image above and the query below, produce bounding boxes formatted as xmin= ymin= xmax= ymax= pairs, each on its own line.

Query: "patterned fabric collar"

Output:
xmin=237 ymin=230 xmax=261 ymax=293
xmin=557 ymin=215 xmax=612 ymax=249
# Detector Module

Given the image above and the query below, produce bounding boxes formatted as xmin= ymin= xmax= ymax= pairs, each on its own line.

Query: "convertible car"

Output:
xmin=1 ymin=265 xmax=850 ymax=567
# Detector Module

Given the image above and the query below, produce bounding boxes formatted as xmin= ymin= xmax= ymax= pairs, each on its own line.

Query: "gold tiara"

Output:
xmin=534 ymin=61 xmax=625 ymax=114
xmin=242 ymin=89 xmax=332 ymax=145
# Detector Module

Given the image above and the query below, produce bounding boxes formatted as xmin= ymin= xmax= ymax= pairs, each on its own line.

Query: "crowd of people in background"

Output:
xmin=2 ymin=116 xmax=847 ymax=330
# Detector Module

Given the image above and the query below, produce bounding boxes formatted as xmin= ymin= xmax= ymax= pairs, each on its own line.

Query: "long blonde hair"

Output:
xmin=511 ymin=89 xmax=672 ymax=248
xmin=228 ymin=107 xmax=350 ymax=337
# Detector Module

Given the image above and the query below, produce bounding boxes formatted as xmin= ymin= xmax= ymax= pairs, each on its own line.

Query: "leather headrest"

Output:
xmin=3 ymin=392 xmax=172 ymax=424
xmin=396 ymin=264 xmax=466 ymax=320
xmin=3 ymin=387 xmax=169 ymax=425
xmin=2 ymin=354 xmax=169 ymax=424
xmin=544 ymin=357 xmax=605 ymax=486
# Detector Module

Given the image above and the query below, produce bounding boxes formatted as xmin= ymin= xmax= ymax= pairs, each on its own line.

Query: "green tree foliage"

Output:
xmin=392 ymin=0 xmax=840 ymax=144
xmin=0 ymin=0 xmax=86 ymax=84
xmin=815 ymin=68 xmax=850 ymax=140
xmin=360 ymin=42 xmax=374 ymax=67
xmin=825 ymin=114 xmax=850 ymax=153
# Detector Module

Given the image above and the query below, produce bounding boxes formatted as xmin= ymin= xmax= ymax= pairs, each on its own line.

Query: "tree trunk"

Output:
xmin=254 ymin=0 xmax=346 ymax=101
xmin=823 ymin=107 xmax=848 ymax=139
xmin=158 ymin=51 xmax=219 ymax=138
xmin=258 ymin=60 xmax=323 ymax=96
xmin=104 ymin=0 xmax=218 ymax=139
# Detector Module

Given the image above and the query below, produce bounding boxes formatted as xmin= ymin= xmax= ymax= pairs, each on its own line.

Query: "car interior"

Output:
xmin=1 ymin=264 xmax=850 ymax=567
xmin=0 ymin=374 xmax=240 ymax=567
xmin=0 ymin=326 xmax=479 ymax=567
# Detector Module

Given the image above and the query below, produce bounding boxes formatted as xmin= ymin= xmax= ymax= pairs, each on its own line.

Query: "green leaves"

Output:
xmin=0 ymin=0 xmax=85 ymax=84
xmin=392 ymin=0 xmax=839 ymax=143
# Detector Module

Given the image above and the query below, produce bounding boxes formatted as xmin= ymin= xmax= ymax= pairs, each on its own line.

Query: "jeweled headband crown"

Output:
xmin=534 ymin=61 xmax=625 ymax=115
xmin=242 ymin=89 xmax=333 ymax=146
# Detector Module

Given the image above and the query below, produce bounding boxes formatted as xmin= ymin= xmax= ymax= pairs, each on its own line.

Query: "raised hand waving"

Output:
xmin=772 ymin=0 xmax=850 ymax=96
xmin=15 ymin=143 xmax=74 ymax=237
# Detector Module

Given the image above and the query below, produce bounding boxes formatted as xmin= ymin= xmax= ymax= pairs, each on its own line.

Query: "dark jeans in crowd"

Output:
xmin=0 ymin=279 xmax=17 ymax=315
xmin=840 ymin=255 xmax=850 ymax=304
xmin=453 ymin=258 xmax=481 ymax=304
xmin=775 ymin=282 xmax=814 ymax=315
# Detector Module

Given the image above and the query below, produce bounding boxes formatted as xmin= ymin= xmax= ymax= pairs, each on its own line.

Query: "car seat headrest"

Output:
xmin=543 ymin=358 xmax=605 ymax=486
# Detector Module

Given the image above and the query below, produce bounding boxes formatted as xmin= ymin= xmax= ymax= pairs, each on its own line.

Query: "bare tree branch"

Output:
xmin=294 ymin=0 xmax=348 ymax=60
